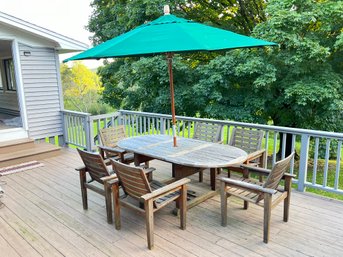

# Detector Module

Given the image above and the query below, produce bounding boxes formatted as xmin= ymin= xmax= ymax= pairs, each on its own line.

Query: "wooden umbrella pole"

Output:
xmin=166 ymin=52 xmax=177 ymax=147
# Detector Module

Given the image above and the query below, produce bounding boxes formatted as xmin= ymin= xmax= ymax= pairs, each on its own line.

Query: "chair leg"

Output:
xmin=145 ymin=199 xmax=154 ymax=250
xmin=263 ymin=193 xmax=272 ymax=243
xmin=244 ymin=201 xmax=249 ymax=210
xmin=220 ymin=181 xmax=228 ymax=226
xmin=113 ymin=184 xmax=121 ymax=230
xmin=104 ymin=182 xmax=113 ymax=224
xmin=242 ymin=169 xmax=249 ymax=210
xmin=198 ymin=170 xmax=203 ymax=182
xmin=210 ymin=168 xmax=216 ymax=190
xmin=180 ymin=184 xmax=187 ymax=230
xmin=283 ymin=177 xmax=292 ymax=222
xmin=79 ymin=170 xmax=88 ymax=210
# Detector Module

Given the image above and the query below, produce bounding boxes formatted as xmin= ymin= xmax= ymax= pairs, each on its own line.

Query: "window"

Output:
xmin=3 ymin=59 xmax=16 ymax=91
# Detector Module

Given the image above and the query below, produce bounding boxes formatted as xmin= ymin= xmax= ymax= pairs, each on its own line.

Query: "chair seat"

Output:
xmin=150 ymin=180 xmax=180 ymax=207
xmin=107 ymin=151 xmax=134 ymax=163
xmin=225 ymin=177 xmax=285 ymax=206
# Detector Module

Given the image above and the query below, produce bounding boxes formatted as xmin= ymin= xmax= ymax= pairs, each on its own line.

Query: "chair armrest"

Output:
xmin=98 ymin=145 xmax=126 ymax=154
xmin=142 ymin=167 xmax=156 ymax=174
xmin=141 ymin=178 xmax=190 ymax=201
xmin=284 ymin=172 xmax=296 ymax=179
xmin=75 ymin=166 xmax=86 ymax=172
xmin=100 ymin=174 xmax=118 ymax=182
xmin=240 ymin=165 xmax=297 ymax=179
xmin=218 ymin=177 xmax=276 ymax=194
xmin=240 ymin=164 xmax=271 ymax=176
xmin=246 ymin=149 xmax=266 ymax=161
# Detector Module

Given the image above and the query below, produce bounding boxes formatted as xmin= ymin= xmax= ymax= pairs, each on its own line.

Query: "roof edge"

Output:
xmin=0 ymin=11 xmax=88 ymax=52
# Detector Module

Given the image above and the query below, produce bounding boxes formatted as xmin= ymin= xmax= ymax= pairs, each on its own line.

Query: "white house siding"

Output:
xmin=19 ymin=43 xmax=63 ymax=139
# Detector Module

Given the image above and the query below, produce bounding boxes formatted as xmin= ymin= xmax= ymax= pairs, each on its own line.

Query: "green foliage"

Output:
xmin=88 ymin=0 xmax=343 ymax=133
xmin=60 ymin=62 xmax=114 ymax=115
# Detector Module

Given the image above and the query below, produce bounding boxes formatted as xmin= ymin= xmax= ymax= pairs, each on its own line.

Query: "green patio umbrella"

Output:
xmin=65 ymin=5 xmax=277 ymax=147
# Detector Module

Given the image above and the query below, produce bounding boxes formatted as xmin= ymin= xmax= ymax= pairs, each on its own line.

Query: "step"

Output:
xmin=0 ymin=142 xmax=61 ymax=168
xmin=0 ymin=138 xmax=34 ymax=154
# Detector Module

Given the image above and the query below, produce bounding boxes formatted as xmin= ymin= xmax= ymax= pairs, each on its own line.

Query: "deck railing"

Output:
xmin=62 ymin=109 xmax=343 ymax=195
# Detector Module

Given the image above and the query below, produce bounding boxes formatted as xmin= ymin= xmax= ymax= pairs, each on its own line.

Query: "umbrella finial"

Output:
xmin=164 ymin=5 xmax=170 ymax=15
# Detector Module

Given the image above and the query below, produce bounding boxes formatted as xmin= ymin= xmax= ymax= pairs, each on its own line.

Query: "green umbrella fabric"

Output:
xmin=64 ymin=14 xmax=276 ymax=62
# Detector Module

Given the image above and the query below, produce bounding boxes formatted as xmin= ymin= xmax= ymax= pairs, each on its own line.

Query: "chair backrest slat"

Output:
xmin=99 ymin=125 xmax=127 ymax=148
xmin=263 ymin=152 xmax=294 ymax=190
xmin=193 ymin=122 xmax=223 ymax=143
xmin=229 ymin=128 xmax=264 ymax=153
xmin=111 ymin=160 xmax=152 ymax=201
xmin=255 ymin=152 xmax=295 ymax=202
xmin=77 ymin=148 xmax=110 ymax=183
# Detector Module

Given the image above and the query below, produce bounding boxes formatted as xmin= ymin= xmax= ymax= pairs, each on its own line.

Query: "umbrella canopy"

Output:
xmin=65 ymin=7 xmax=277 ymax=147
xmin=65 ymin=14 xmax=276 ymax=61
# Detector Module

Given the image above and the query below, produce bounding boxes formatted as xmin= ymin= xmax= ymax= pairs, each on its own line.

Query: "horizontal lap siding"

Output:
xmin=19 ymin=44 xmax=63 ymax=139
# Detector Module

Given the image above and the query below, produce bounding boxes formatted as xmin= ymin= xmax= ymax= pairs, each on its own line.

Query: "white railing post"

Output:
xmin=160 ymin=117 xmax=166 ymax=134
xmin=84 ymin=114 xmax=92 ymax=151
xmin=298 ymin=134 xmax=310 ymax=192
xmin=61 ymin=111 xmax=68 ymax=147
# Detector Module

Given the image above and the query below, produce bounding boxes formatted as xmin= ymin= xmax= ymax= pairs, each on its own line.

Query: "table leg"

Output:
xmin=210 ymin=168 xmax=216 ymax=190
xmin=134 ymin=153 xmax=154 ymax=166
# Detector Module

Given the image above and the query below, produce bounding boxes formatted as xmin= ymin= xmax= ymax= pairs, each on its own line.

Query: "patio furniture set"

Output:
xmin=76 ymin=123 xmax=294 ymax=250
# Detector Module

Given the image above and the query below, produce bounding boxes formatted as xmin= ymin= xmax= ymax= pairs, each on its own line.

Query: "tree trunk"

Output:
xmin=277 ymin=132 xmax=294 ymax=160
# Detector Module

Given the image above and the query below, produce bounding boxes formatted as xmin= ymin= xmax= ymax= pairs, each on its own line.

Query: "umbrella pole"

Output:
xmin=166 ymin=52 xmax=177 ymax=147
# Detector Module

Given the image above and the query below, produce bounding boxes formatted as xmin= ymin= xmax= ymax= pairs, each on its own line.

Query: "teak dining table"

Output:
xmin=118 ymin=135 xmax=247 ymax=190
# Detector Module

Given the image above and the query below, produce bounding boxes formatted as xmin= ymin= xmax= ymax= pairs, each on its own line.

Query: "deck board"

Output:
xmin=0 ymin=147 xmax=343 ymax=256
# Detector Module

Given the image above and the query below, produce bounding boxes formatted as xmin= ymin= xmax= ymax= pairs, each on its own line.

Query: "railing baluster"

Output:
xmin=148 ymin=118 xmax=151 ymax=135
xmin=290 ymin=134 xmax=296 ymax=175
xmin=272 ymin=132 xmax=278 ymax=166
xmin=282 ymin=133 xmax=286 ymax=159
xmin=313 ymin=138 xmax=320 ymax=185
xmin=298 ymin=134 xmax=310 ymax=192
xmin=135 ymin=116 xmax=139 ymax=136
xmin=264 ymin=131 xmax=269 ymax=168
xmin=188 ymin=121 xmax=191 ymax=138
xmin=323 ymin=139 xmax=331 ymax=187
xmin=140 ymin=116 xmax=143 ymax=135
xmin=152 ymin=117 xmax=155 ymax=135
xmin=334 ymin=141 xmax=342 ymax=190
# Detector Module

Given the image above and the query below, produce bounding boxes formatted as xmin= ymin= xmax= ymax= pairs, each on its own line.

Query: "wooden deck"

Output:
xmin=1 ymin=147 xmax=343 ymax=257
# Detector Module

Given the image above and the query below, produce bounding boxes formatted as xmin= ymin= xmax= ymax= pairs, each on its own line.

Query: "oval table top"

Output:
xmin=118 ymin=135 xmax=247 ymax=168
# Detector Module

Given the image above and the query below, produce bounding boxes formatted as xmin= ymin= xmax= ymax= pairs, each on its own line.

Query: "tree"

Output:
xmin=88 ymin=0 xmax=268 ymax=115
xmin=61 ymin=62 xmax=111 ymax=114
xmin=88 ymin=0 xmax=343 ymax=139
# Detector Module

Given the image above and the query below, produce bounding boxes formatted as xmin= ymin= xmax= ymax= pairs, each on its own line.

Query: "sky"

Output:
xmin=1 ymin=0 xmax=101 ymax=68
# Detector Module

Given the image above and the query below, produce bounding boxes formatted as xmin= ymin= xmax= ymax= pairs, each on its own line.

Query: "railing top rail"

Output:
xmin=89 ymin=111 xmax=121 ymax=121
xmin=62 ymin=110 xmax=90 ymax=117
xmin=119 ymin=110 xmax=343 ymax=140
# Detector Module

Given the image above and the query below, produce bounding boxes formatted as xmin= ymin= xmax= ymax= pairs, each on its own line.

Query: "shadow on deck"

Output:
xmin=0 ymin=147 xmax=342 ymax=257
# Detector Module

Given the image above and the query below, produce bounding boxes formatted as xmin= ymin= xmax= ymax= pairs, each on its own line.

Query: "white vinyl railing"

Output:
xmin=62 ymin=109 xmax=343 ymax=195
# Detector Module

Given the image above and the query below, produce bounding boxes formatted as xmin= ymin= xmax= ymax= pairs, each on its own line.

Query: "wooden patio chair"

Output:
xmin=76 ymin=148 xmax=117 ymax=224
xmin=98 ymin=125 xmax=135 ymax=164
xmin=219 ymin=152 xmax=295 ymax=243
xmin=227 ymin=127 xmax=266 ymax=177
xmin=110 ymin=159 xmax=190 ymax=250
xmin=99 ymin=125 xmax=150 ymax=169
xmin=192 ymin=122 xmax=223 ymax=182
